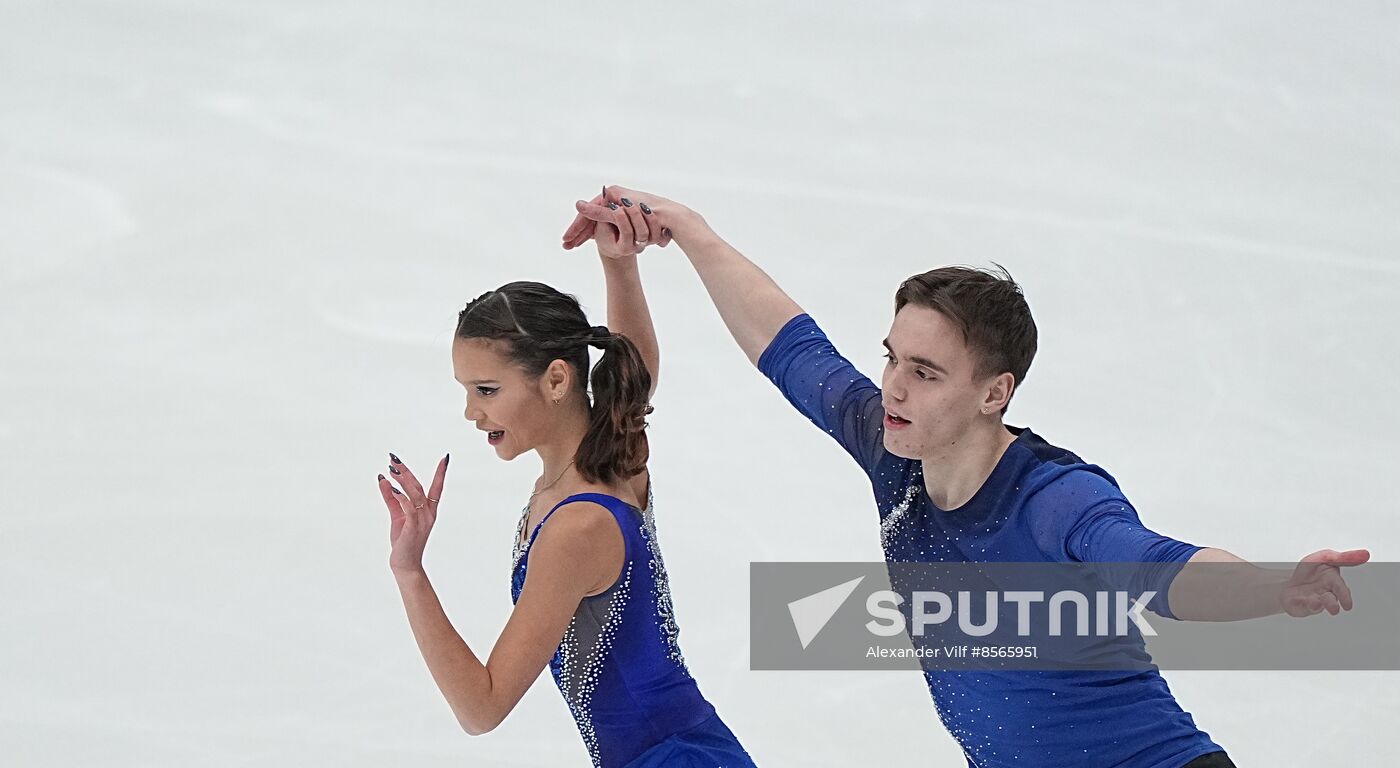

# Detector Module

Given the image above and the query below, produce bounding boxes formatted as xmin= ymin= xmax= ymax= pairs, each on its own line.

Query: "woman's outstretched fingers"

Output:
xmin=603 ymin=184 xmax=640 ymax=206
xmin=618 ymin=195 xmax=650 ymax=251
xmin=378 ymin=473 xmax=410 ymax=550
xmin=427 ymin=453 xmax=448 ymax=509
xmin=604 ymin=184 xmax=652 ymax=247
xmin=388 ymin=452 xmax=430 ymax=511
xmin=377 ymin=473 xmax=404 ymax=515
xmin=605 ymin=185 xmax=675 ymax=247
xmin=599 ymin=183 xmax=646 ymax=249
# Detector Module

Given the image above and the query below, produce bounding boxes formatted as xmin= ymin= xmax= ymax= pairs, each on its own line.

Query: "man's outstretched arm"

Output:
xmin=1051 ymin=477 xmax=1370 ymax=622
xmin=566 ymin=186 xmax=803 ymax=366
xmin=1167 ymin=546 xmax=1370 ymax=621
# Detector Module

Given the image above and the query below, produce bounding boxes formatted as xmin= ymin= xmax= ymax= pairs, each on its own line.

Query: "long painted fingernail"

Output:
xmin=602 ymin=185 xmax=607 ymax=198
xmin=639 ymin=202 xmax=652 ymax=214
xmin=620 ymin=198 xmax=633 ymax=207
xmin=378 ymin=473 xmax=386 ymax=482
xmin=606 ymin=202 xmax=618 ymax=210
xmin=444 ymin=453 xmax=450 ymax=466
xmin=391 ymin=487 xmax=403 ymax=495
xmin=389 ymin=465 xmax=401 ymax=475
xmin=390 ymin=452 xmax=402 ymax=464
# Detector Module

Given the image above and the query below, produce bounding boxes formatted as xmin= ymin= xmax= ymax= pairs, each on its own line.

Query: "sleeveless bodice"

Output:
xmin=509 ymin=485 xmax=717 ymax=767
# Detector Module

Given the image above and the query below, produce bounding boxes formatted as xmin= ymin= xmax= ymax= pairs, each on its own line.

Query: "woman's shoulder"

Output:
xmin=531 ymin=490 xmax=624 ymax=556
xmin=527 ymin=492 xmax=628 ymax=600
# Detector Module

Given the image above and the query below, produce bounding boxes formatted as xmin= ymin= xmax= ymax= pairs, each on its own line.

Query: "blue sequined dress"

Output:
xmin=509 ymin=484 xmax=757 ymax=768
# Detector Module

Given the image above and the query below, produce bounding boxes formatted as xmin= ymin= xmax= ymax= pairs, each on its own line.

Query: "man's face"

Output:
xmin=451 ymin=338 xmax=559 ymax=461
xmin=879 ymin=304 xmax=1005 ymax=460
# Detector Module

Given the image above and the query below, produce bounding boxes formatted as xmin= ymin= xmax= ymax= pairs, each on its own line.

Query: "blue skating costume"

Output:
xmin=758 ymin=313 xmax=1224 ymax=768
xmin=511 ymin=486 xmax=757 ymax=767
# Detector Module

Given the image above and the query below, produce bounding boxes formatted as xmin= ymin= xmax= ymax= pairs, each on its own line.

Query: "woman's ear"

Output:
xmin=542 ymin=359 xmax=574 ymax=403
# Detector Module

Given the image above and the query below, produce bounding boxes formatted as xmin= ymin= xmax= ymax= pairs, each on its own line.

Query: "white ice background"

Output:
xmin=2 ymin=1 xmax=1397 ymax=765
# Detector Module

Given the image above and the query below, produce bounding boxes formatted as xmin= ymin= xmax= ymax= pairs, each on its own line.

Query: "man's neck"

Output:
xmin=919 ymin=422 xmax=1018 ymax=512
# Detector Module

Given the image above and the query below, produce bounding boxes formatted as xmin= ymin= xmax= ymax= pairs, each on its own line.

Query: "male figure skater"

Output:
xmin=562 ymin=186 xmax=1368 ymax=768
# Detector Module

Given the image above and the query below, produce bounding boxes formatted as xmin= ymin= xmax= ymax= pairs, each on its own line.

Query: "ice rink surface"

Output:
xmin=2 ymin=1 xmax=1397 ymax=764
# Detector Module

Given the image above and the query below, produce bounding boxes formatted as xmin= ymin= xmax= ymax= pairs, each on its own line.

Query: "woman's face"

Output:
xmin=451 ymin=338 xmax=569 ymax=461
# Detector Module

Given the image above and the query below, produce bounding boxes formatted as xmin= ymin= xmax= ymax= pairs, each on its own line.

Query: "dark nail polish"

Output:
xmin=602 ymin=185 xmax=607 ymax=199
xmin=607 ymin=202 xmax=618 ymax=210
xmin=639 ymin=202 xmax=652 ymax=214
xmin=378 ymin=473 xmax=385 ymax=481
xmin=392 ymin=487 xmax=403 ymax=495
xmin=389 ymin=465 xmax=401 ymax=475
xmin=444 ymin=453 xmax=450 ymax=466
xmin=662 ymin=227 xmax=672 ymax=238
xmin=620 ymin=198 xmax=633 ymax=207
xmin=389 ymin=452 xmax=402 ymax=464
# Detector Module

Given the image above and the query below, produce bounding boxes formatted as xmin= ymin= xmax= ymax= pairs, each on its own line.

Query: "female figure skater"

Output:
xmin=376 ymin=217 xmax=756 ymax=767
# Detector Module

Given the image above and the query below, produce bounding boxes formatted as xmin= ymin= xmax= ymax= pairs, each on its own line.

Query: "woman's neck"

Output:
xmin=534 ymin=404 xmax=592 ymax=492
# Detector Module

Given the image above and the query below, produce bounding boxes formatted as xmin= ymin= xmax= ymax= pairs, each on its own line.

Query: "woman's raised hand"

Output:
xmin=581 ymin=189 xmax=642 ymax=261
xmin=377 ymin=452 xmax=449 ymax=575
xmin=561 ymin=185 xmax=686 ymax=255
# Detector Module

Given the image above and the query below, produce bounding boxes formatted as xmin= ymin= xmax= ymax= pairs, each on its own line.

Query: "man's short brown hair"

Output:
xmin=893 ymin=263 xmax=1037 ymax=412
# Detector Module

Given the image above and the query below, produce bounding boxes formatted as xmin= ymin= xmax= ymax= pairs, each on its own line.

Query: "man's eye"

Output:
xmin=916 ymin=370 xmax=930 ymax=381
xmin=882 ymin=353 xmax=896 ymax=365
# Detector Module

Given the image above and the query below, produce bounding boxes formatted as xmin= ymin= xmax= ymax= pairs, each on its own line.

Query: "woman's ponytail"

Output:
xmin=574 ymin=327 xmax=653 ymax=485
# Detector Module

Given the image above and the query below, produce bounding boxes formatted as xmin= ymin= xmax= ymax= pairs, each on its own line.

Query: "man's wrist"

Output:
xmin=1256 ymin=568 xmax=1291 ymax=615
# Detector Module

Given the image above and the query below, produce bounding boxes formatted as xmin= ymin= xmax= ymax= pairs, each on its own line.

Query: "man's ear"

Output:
xmin=983 ymin=372 xmax=1016 ymax=413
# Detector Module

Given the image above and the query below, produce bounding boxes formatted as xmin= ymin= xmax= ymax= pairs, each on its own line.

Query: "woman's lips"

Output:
xmin=884 ymin=412 xmax=911 ymax=430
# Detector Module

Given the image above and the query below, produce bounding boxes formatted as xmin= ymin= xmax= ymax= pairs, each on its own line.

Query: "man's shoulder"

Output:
xmin=1014 ymin=426 xmax=1089 ymax=467
xmin=1011 ymin=427 xmax=1125 ymax=507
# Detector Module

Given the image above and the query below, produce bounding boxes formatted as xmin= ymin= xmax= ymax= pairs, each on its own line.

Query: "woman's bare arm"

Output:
xmin=393 ymin=502 xmax=620 ymax=734
xmin=600 ymin=253 xmax=660 ymax=400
